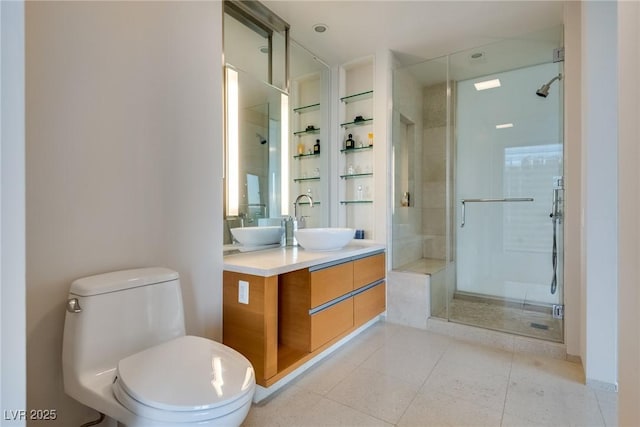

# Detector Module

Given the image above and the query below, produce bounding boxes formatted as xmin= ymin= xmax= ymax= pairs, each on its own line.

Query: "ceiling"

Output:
xmin=263 ymin=1 xmax=565 ymax=66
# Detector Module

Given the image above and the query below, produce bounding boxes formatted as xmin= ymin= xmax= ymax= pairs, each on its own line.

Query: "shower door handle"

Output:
xmin=460 ymin=197 xmax=534 ymax=227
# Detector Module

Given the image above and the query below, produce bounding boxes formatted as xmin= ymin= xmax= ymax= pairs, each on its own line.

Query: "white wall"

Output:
xmin=1 ymin=1 xmax=26 ymax=425
xmin=581 ymin=0 xmax=618 ymax=389
xmin=618 ymin=0 xmax=640 ymax=423
xmin=562 ymin=0 xmax=582 ymax=361
xmin=25 ymin=2 xmax=223 ymax=425
xmin=375 ymin=49 xmax=393 ymax=250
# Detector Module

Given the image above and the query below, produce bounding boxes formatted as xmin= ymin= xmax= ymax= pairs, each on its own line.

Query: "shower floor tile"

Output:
xmin=433 ymin=297 xmax=563 ymax=342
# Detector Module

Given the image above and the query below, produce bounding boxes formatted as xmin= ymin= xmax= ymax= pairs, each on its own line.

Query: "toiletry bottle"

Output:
xmin=297 ymin=141 xmax=305 ymax=155
xmin=314 ymin=139 xmax=320 ymax=154
xmin=345 ymin=133 xmax=355 ymax=150
xmin=281 ymin=216 xmax=297 ymax=246
xmin=357 ymin=185 xmax=363 ymax=201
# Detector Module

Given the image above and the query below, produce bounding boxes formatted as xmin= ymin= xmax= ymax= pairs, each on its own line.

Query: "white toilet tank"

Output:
xmin=63 ymin=268 xmax=187 ymax=384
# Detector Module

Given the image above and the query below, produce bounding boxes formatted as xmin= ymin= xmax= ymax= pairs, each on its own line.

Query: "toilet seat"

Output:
xmin=113 ymin=335 xmax=255 ymax=423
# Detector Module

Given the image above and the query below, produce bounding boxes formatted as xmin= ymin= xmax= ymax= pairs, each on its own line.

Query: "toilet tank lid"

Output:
xmin=70 ymin=267 xmax=179 ymax=296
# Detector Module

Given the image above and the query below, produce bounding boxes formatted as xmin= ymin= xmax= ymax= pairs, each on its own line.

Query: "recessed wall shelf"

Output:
xmin=339 ymin=173 xmax=373 ymax=179
xmin=340 ymin=118 xmax=373 ymax=129
xmin=293 ymin=103 xmax=320 ymax=114
xmin=340 ymin=200 xmax=373 ymax=205
xmin=340 ymin=146 xmax=373 ymax=153
xmin=295 ymin=201 xmax=320 ymax=206
xmin=337 ymin=57 xmax=375 ymax=239
xmin=293 ymin=153 xmax=320 ymax=159
xmin=340 ymin=90 xmax=373 ymax=104
xmin=294 ymin=128 xmax=320 ymax=136
xmin=293 ymin=177 xmax=320 ymax=183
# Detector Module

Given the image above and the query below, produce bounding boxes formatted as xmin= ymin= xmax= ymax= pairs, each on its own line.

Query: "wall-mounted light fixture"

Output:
xmin=280 ymin=93 xmax=289 ymax=215
xmin=226 ymin=67 xmax=239 ymax=216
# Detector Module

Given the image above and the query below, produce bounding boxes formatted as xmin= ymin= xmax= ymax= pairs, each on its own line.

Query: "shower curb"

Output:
xmin=426 ymin=317 xmax=573 ymax=362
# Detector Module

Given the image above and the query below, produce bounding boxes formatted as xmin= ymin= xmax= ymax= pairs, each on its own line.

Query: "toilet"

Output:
xmin=62 ymin=268 xmax=255 ymax=427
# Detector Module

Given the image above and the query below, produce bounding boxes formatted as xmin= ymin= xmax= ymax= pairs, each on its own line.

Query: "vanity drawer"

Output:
xmin=310 ymin=262 xmax=353 ymax=308
xmin=353 ymin=253 xmax=385 ymax=290
xmin=310 ymin=298 xmax=353 ymax=351
xmin=353 ymin=281 xmax=386 ymax=328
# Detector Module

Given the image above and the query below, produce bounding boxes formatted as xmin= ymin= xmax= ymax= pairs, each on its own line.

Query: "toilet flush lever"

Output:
xmin=67 ymin=298 xmax=82 ymax=313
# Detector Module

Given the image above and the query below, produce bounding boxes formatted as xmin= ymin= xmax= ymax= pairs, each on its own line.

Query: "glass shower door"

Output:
xmin=452 ymin=61 xmax=564 ymax=342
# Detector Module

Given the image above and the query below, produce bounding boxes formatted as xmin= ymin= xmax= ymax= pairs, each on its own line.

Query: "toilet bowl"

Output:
xmin=113 ymin=336 xmax=254 ymax=425
xmin=62 ymin=268 xmax=255 ymax=427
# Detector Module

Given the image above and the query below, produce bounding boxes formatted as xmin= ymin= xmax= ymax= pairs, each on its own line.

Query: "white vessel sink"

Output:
xmin=231 ymin=226 xmax=283 ymax=246
xmin=295 ymin=228 xmax=355 ymax=251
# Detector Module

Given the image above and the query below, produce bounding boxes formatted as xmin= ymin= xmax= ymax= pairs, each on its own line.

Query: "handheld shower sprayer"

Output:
xmin=549 ymin=177 xmax=564 ymax=295
xmin=536 ymin=73 xmax=563 ymax=98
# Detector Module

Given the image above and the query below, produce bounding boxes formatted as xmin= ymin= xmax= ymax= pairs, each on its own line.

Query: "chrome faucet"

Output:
xmin=294 ymin=194 xmax=314 ymax=221
xmin=282 ymin=194 xmax=315 ymax=247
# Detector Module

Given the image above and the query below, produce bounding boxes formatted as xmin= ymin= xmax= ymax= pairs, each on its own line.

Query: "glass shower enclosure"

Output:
xmin=392 ymin=26 xmax=564 ymax=342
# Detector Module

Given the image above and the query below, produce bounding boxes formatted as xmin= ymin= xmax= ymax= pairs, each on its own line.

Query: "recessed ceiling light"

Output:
xmin=474 ymin=78 xmax=501 ymax=91
xmin=468 ymin=51 xmax=487 ymax=64
xmin=313 ymin=23 xmax=328 ymax=33
xmin=496 ymin=123 xmax=514 ymax=129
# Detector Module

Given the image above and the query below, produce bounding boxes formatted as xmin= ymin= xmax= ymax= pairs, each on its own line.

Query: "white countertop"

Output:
xmin=223 ymin=241 xmax=386 ymax=277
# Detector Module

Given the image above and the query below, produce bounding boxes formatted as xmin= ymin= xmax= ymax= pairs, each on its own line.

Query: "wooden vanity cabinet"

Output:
xmin=352 ymin=252 xmax=386 ymax=328
xmin=222 ymin=271 xmax=278 ymax=382
xmin=354 ymin=280 xmax=386 ymax=328
xmin=279 ymin=251 xmax=386 ymax=360
xmin=223 ymin=251 xmax=385 ymax=387
xmin=277 ymin=262 xmax=355 ymax=353
xmin=309 ymin=298 xmax=353 ymax=351
xmin=353 ymin=252 xmax=385 ymax=289
xmin=310 ymin=261 xmax=353 ymax=307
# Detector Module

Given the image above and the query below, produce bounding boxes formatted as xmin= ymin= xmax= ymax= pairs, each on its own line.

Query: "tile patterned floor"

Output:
xmin=434 ymin=298 xmax=564 ymax=343
xmin=242 ymin=321 xmax=617 ymax=427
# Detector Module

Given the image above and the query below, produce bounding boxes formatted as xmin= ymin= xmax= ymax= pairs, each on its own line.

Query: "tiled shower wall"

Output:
xmin=391 ymin=66 xmax=424 ymax=269
xmin=421 ymin=82 xmax=454 ymax=260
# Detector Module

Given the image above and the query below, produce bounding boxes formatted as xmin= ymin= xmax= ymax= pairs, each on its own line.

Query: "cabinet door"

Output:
xmin=354 ymin=281 xmax=386 ymax=328
xmin=310 ymin=298 xmax=353 ymax=351
xmin=310 ymin=262 xmax=353 ymax=308
xmin=353 ymin=253 xmax=385 ymax=290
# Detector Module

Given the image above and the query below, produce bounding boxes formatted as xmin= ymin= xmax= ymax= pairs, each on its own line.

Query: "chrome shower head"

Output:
xmin=536 ymin=85 xmax=550 ymax=98
xmin=536 ymin=73 xmax=562 ymax=98
xmin=256 ymin=133 xmax=267 ymax=145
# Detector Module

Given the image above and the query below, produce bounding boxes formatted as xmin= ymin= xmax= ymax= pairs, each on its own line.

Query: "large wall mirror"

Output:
xmin=223 ymin=1 xmax=290 ymax=246
xmin=223 ymin=0 xmax=330 ymax=247
xmin=225 ymin=66 xmax=289 ymax=228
